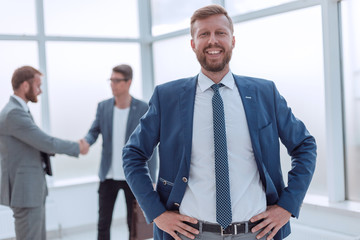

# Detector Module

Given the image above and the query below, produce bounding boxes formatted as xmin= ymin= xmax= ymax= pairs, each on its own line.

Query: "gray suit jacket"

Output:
xmin=84 ymin=97 xmax=157 ymax=182
xmin=0 ymin=96 xmax=80 ymax=208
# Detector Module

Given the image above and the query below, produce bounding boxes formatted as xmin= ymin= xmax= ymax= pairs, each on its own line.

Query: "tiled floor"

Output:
xmin=50 ymin=221 xmax=153 ymax=240
xmin=2 ymin=219 xmax=153 ymax=240
xmin=52 ymin=225 xmax=128 ymax=240
xmin=48 ymin=222 xmax=129 ymax=240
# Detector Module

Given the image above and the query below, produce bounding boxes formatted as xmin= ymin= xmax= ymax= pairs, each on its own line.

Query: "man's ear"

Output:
xmin=21 ymin=81 xmax=30 ymax=92
xmin=191 ymin=39 xmax=196 ymax=52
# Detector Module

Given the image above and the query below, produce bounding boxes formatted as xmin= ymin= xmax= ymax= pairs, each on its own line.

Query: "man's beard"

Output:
xmin=25 ymin=84 xmax=38 ymax=103
xmin=196 ymin=44 xmax=232 ymax=72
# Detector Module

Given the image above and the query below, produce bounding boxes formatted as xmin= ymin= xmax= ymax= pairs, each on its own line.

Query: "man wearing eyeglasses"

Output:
xmin=82 ymin=64 xmax=157 ymax=240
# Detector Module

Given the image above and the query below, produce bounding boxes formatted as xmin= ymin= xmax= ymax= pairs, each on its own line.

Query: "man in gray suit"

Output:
xmin=0 ymin=66 xmax=88 ymax=240
xmin=82 ymin=64 xmax=157 ymax=240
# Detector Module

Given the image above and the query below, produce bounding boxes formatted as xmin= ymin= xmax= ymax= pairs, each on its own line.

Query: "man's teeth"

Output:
xmin=207 ymin=50 xmax=220 ymax=54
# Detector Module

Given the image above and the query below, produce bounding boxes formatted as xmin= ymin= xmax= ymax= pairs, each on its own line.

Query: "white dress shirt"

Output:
xmin=179 ymin=71 xmax=266 ymax=223
xmin=12 ymin=95 xmax=29 ymax=112
xmin=106 ymin=106 xmax=129 ymax=180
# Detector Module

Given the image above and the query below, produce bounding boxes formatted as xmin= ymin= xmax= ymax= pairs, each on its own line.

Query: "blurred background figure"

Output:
xmin=0 ymin=66 xmax=88 ymax=240
xmin=82 ymin=64 xmax=157 ymax=240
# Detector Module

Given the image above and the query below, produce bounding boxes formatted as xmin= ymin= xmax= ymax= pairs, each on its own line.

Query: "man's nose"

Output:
xmin=208 ymin=33 xmax=219 ymax=44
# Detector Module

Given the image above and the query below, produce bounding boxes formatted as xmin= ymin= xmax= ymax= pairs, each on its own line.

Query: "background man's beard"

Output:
xmin=25 ymin=87 xmax=38 ymax=103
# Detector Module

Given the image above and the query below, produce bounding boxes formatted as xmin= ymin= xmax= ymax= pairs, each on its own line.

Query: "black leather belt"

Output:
xmin=187 ymin=220 xmax=262 ymax=236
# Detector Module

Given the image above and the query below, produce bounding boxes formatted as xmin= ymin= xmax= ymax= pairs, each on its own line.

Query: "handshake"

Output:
xmin=78 ymin=139 xmax=90 ymax=155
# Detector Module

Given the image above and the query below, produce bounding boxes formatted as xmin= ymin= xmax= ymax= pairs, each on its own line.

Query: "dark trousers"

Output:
xmin=98 ymin=179 xmax=135 ymax=240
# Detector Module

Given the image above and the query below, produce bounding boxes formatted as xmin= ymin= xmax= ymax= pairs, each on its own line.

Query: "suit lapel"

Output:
xmin=234 ymin=75 xmax=266 ymax=185
xmin=179 ymin=76 xmax=197 ymax=169
xmin=234 ymin=76 xmax=258 ymax=141
xmin=107 ymin=98 xmax=115 ymax=139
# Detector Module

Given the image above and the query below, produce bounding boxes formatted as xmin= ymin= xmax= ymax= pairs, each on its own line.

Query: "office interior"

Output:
xmin=0 ymin=0 xmax=360 ymax=239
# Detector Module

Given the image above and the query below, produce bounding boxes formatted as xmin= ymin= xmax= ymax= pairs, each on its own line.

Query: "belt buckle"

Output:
xmin=221 ymin=224 xmax=237 ymax=236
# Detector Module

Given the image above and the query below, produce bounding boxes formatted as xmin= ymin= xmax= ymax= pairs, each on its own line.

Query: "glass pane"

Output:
xmin=151 ymin=0 xmax=212 ymax=36
xmin=225 ymin=0 xmax=295 ymax=16
xmin=46 ymin=42 xmax=141 ymax=181
xmin=231 ymin=6 xmax=326 ymax=195
xmin=0 ymin=0 xmax=37 ymax=35
xmin=153 ymin=35 xmax=199 ymax=86
xmin=44 ymin=0 xmax=139 ymax=38
xmin=341 ymin=0 xmax=360 ymax=201
xmin=0 ymin=41 xmax=41 ymax=123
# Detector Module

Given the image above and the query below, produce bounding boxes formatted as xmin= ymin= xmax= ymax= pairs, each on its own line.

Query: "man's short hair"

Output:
xmin=190 ymin=4 xmax=234 ymax=38
xmin=112 ymin=64 xmax=133 ymax=80
xmin=12 ymin=66 xmax=42 ymax=90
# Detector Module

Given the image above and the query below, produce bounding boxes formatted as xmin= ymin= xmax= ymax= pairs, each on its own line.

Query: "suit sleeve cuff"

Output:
xmin=276 ymin=193 xmax=301 ymax=218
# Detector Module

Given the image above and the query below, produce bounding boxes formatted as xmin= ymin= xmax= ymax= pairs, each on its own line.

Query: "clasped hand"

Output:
xmin=78 ymin=139 xmax=90 ymax=155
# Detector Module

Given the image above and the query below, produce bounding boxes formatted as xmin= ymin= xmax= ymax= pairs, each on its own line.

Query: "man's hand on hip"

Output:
xmin=250 ymin=205 xmax=291 ymax=240
xmin=154 ymin=211 xmax=199 ymax=240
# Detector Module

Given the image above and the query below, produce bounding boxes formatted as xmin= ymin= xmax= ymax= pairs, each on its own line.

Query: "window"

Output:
xmin=0 ymin=0 xmax=36 ymax=35
xmin=225 ymin=0 xmax=296 ymax=16
xmin=0 ymin=41 xmax=41 ymax=123
xmin=44 ymin=0 xmax=139 ymax=38
xmin=153 ymin=35 xmax=199 ymax=85
xmin=341 ymin=0 xmax=360 ymax=201
xmin=151 ymin=0 xmax=212 ymax=36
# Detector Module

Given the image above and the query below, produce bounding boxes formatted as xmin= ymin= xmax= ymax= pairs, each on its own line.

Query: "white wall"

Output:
xmin=290 ymin=196 xmax=360 ymax=240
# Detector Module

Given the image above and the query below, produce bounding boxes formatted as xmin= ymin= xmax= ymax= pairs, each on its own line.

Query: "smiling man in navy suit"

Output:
xmin=123 ymin=5 xmax=316 ymax=240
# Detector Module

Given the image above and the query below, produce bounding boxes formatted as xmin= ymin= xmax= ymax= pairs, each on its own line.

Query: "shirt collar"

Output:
xmin=12 ymin=95 xmax=29 ymax=112
xmin=197 ymin=70 xmax=235 ymax=92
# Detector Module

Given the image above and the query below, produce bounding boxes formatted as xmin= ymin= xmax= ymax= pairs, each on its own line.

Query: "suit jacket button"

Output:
xmin=174 ymin=202 xmax=180 ymax=207
xmin=182 ymin=177 xmax=188 ymax=183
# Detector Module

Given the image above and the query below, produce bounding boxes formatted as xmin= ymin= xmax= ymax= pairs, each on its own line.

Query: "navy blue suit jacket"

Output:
xmin=85 ymin=96 xmax=157 ymax=182
xmin=123 ymin=75 xmax=316 ymax=240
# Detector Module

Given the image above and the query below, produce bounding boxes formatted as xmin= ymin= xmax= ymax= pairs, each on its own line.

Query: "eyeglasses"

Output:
xmin=108 ymin=78 xmax=129 ymax=83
